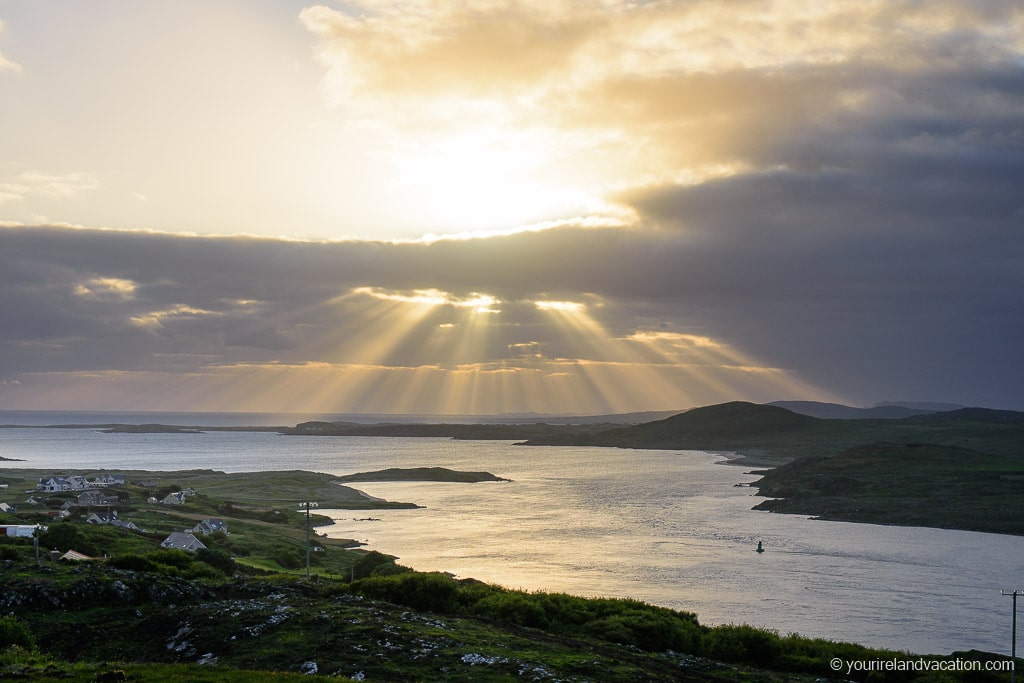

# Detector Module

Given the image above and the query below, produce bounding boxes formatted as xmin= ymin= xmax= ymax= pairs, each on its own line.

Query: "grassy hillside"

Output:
xmin=0 ymin=547 xmax=1016 ymax=682
xmin=753 ymin=442 xmax=1024 ymax=534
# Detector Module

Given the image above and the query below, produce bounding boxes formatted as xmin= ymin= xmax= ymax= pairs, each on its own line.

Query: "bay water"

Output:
xmin=1 ymin=420 xmax=1022 ymax=656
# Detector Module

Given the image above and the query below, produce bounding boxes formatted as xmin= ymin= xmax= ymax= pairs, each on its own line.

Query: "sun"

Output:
xmin=390 ymin=127 xmax=596 ymax=235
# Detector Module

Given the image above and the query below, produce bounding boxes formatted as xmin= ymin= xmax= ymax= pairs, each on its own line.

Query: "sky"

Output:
xmin=1 ymin=0 xmax=1022 ymax=415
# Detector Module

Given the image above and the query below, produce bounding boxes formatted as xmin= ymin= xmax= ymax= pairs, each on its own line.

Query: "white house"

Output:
xmin=0 ymin=524 xmax=45 ymax=538
xmin=90 ymin=474 xmax=125 ymax=487
xmin=37 ymin=475 xmax=91 ymax=492
xmin=161 ymin=492 xmax=187 ymax=505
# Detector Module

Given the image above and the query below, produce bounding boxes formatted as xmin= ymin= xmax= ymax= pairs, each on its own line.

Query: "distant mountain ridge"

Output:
xmin=521 ymin=400 xmax=1024 ymax=463
xmin=767 ymin=401 xmax=939 ymax=419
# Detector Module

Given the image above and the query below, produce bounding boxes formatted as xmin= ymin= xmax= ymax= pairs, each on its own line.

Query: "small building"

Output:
xmin=110 ymin=519 xmax=142 ymax=532
xmin=0 ymin=502 xmax=14 ymax=514
xmin=160 ymin=532 xmax=206 ymax=553
xmin=37 ymin=477 xmax=67 ymax=492
xmin=90 ymin=474 xmax=125 ymax=487
xmin=0 ymin=524 xmax=45 ymax=538
xmin=60 ymin=549 xmax=94 ymax=562
xmin=86 ymin=511 xmax=117 ymax=525
xmin=161 ymin=492 xmax=187 ymax=505
xmin=78 ymin=490 xmax=112 ymax=507
xmin=192 ymin=519 xmax=228 ymax=536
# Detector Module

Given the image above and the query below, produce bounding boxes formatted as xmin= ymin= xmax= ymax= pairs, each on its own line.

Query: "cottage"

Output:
xmin=192 ymin=518 xmax=228 ymax=536
xmin=78 ymin=490 xmax=112 ymax=507
xmin=0 ymin=502 xmax=14 ymax=514
xmin=86 ymin=511 xmax=117 ymax=525
xmin=65 ymin=475 xmax=90 ymax=490
xmin=90 ymin=474 xmax=125 ymax=487
xmin=37 ymin=477 xmax=67 ymax=492
xmin=160 ymin=532 xmax=206 ymax=552
xmin=60 ymin=549 xmax=94 ymax=562
xmin=110 ymin=519 xmax=142 ymax=532
xmin=161 ymin=492 xmax=187 ymax=505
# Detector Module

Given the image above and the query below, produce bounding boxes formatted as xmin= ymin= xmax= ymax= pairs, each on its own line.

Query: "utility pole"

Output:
xmin=1003 ymin=589 xmax=1023 ymax=683
xmin=302 ymin=501 xmax=318 ymax=579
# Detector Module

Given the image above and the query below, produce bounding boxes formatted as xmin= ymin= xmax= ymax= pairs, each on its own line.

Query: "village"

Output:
xmin=0 ymin=472 xmax=229 ymax=559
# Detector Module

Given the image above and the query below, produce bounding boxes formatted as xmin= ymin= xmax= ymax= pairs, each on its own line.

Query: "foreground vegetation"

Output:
xmin=0 ymin=543 xmax=1017 ymax=682
xmin=1 ymin=466 xmax=1018 ymax=680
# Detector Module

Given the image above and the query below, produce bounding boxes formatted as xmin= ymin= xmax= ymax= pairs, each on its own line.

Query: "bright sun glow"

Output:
xmin=390 ymin=128 xmax=597 ymax=234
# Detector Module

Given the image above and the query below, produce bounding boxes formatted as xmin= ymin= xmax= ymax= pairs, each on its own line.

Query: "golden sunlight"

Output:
xmin=389 ymin=128 xmax=598 ymax=234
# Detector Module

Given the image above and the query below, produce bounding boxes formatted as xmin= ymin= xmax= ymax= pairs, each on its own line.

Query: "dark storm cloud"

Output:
xmin=2 ymin=208 xmax=1022 ymax=409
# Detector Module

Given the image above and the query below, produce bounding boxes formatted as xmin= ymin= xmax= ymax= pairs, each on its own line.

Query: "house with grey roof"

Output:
xmin=160 ymin=532 xmax=207 ymax=552
xmin=192 ymin=518 xmax=228 ymax=536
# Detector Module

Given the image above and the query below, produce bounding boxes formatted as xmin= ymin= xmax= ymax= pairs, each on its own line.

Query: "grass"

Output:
xmin=0 ymin=553 xmax=1017 ymax=682
xmin=753 ymin=442 xmax=1024 ymax=534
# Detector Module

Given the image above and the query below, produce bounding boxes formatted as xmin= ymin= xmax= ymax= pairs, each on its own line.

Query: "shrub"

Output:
xmin=108 ymin=554 xmax=159 ymax=573
xmin=474 ymin=592 xmax=550 ymax=629
xmin=703 ymin=624 xmax=782 ymax=666
xmin=272 ymin=547 xmax=303 ymax=570
xmin=354 ymin=572 xmax=461 ymax=613
xmin=183 ymin=562 xmax=225 ymax=580
xmin=195 ymin=548 xmax=235 ymax=574
xmin=147 ymin=549 xmax=194 ymax=569
xmin=38 ymin=523 xmax=100 ymax=557
xmin=0 ymin=615 xmax=35 ymax=650
xmin=586 ymin=610 xmax=702 ymax=652
xmin=352 ymin=550 xmax=401 ymax=580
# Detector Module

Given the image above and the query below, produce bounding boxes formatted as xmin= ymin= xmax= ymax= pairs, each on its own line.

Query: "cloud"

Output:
xmin=0 ymin=18 xmax=20 ymax=74
xmin=2 ymin=2 xmax=1022 ymax=411
xmin=298 ymin=0 xmax=1024 ymax=228
xmin=1 ymin=219 xmax=1021 ymax=411
xmin=0 ymin=171 xmax=101 ymax=206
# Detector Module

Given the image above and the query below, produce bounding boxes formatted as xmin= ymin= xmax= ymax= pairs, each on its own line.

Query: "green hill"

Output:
xmin=753 ymin=442 xmax=1024 ymax=534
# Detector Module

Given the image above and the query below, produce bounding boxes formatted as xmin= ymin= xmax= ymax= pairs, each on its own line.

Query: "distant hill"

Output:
xmin=524 ymin=402 xmax=833 ymax=462
xmin=873 ymin=400 xmax=966 ymax=411
xmin=521 ymin=400 xmax=1024 ymax=463
xmin=901 ymin=407 xmax=1024 ymax=425
xmin=768 ymin=401 xmax=936 ymax=420
xmin=595 ymin=401 xmax=819 ymax=444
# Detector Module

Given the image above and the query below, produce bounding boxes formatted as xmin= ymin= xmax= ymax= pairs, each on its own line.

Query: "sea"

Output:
xmin=1 ymin=410 xmax=1022 ymax=656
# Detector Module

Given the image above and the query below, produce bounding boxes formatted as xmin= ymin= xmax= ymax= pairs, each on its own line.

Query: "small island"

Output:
xmin=99 ymin=424 xmax=205 ymax=434
xmin=336 ymin=466 xmax=511 ymax=483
